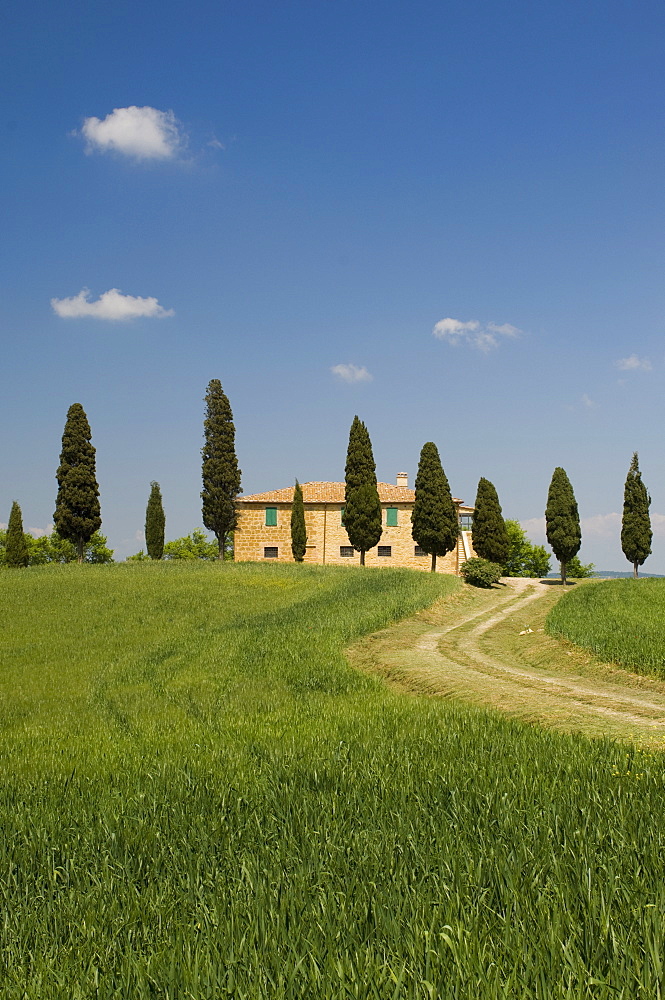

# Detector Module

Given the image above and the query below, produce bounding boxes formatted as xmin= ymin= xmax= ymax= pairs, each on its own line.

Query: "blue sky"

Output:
xmin=2 ymin=0 xmax=665 ymax=569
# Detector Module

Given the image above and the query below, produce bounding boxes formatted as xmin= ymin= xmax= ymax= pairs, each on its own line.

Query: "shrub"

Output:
xmin=461 ymin=557 xmax=503 ymax=588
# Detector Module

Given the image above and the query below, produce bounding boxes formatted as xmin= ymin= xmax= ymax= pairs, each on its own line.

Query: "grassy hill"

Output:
xmin=547 ymin=577 xmax=665 ymax=677
xmin=1 ymin=563 xmax=665 ymax=998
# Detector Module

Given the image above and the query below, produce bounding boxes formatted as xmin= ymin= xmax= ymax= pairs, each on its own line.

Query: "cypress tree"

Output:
xmin=201 ymin=379 xmax=241 ymax=560
xmin=54 ymin=403 xmax=101 ymax=563
xmin=145 ymin=481 xmax=166 ymax=560
xmin=5 ymin=501 xmax=29 ymax=568
xmin=342 ymin=416 xmax=382 ymax=565
xmin=472 ymin=477 xmax=510 ymax=566
xmin=411 ymin=442 xmax=458 ymax=572
xmin=290 ymin=480 xmax=307 ymax=562
xmin=545 ymin=467 xmax=581 ymax=585
xmin=621 ymin=452 xmax=651 ymax=579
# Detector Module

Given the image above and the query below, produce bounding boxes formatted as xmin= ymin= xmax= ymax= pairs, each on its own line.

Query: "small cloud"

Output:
xmin=581 ymin=513 xmax=620 ymax=538
xmin=79 ymin=106 xmax=185 ymax=160
xmin=135 ymin=529 xmax=145 ymax=542
xmin=651 ymin=513 xmax=665 ymax=537
xmin=487 ymin=322 xmax=520 ymax=338
xmin=433 ymin=317 xmax=521 ymax=352
xmin=614 ymin=355 xmax=652 ymax=371
xmin=51 ymin=288 xmax=174 ymax=321
xmin=0 ymin=522 xmax=6 ymax=531
xmin=331 ymin=363 xmax=373 ymax=384
xmin=27 ymin=525 xmax=51 ymax=538
xmin=520 ymin=517 xmax=546 ymax=543
xmin=581 ymin=393 xmax=596 ymax=409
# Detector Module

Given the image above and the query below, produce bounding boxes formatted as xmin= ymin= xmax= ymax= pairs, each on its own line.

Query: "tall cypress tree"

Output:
xmin=342 ymin=416 xmax=382 ymax=565
xmin=145 ymin=481 xmax=166 ymax=560
xmin=472 ymin=477 xmax=510 ymax=566
xmin=545 ymin=467 xmax=581 ymax=585
xmin=54 ymin=403 xmax=101 ymax=564
xmin=290 ymin=480 xmax=307 ymax=562
xmin=5 ymin=501 xmax=29 ymax=568
xmin=411 ymin=442 xmax=458 ymax=572
xmin=621 ymin=452 xmax=651 ymax=579
xmin=201 ymin=379 xmax=241 ymax=560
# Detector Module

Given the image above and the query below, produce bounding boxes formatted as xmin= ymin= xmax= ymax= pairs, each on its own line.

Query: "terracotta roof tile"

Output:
xmin=239 ymin=481 xmax=466 ymax=505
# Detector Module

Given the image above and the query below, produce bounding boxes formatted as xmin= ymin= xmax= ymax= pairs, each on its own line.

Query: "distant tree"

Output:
xmin=342 ymin=417 xmax=382 ymax=565
xmin=54 ymin=403 xmax=101 ymax=563
xmin=31 ymin=530 xmax=113 ymax=564
xmin=5 ymin=502 xmax=29 ymax=568
xmin=621 ymin=452 xmax=652 ymax=579
xmin=472 ymin=477 xmax=510 ymax=565
xmin=503 ymin=521 xmax=551 ymax=578
xmin=0 ymin=528 xmax=112 ymax=566
xmin=566 ymin=555 xmax=595 ymax=578
xmin=163 ymin=529 xmax=219 ymax=561
xmin=145 ymin=481 xmax=166 ymax=560
xmin=545 ymin=467 xmax=581 ymax=585
xmin=201 ymin=379 xmax=241 ymax=560
xmin=290 ymin=480 xmax=307 ymax=562
xmin=411 ymin=442 xmax=458 ymax=572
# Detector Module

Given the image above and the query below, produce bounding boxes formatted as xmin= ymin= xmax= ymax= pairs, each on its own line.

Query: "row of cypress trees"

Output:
xmin=3 ymin=383 xmax=654 ymax=578
xmin=319 ymin=417 xmax=653 ymax=582
xmin=4 ymin=378 xmax=242 ymax=567
xmin=471 ymin=458 xmax=652 ymax=584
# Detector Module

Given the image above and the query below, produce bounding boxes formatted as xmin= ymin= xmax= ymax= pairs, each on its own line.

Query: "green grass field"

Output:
xmin=547 ymin=577 xmax=665 ymax=678
xmin=2 ymin=563 xmax=665 ymax=998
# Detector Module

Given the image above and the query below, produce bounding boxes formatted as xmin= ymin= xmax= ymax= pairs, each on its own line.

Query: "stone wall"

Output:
xmin=234 ymin=502 xmax=474 ymax=574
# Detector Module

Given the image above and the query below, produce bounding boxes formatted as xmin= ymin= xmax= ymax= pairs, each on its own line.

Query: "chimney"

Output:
xmin=396 ymin=472 xmax=408 ymax=488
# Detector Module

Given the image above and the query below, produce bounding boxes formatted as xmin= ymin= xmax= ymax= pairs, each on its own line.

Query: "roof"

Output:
xmin=238 ymin=481 xmax=465 ymax=505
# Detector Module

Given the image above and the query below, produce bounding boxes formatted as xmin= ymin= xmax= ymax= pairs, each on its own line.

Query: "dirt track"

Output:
xmin=350 ymin=578 xmax=665 ymax=744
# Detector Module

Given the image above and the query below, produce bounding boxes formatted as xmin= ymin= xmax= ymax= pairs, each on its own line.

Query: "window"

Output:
xmin=265 ymin=507 xmax=277 ymax=526
xmin=264 ymin=547 xmax=278 ymax=558
xmin=386 ymin=507 xmax=398 ymax=527
xmin=378 ymin=546 xmax=392 ymax=557
xmin=340 ymin=546 xmax=354 ymax=558
xmin=459 ymin=515 xmax=473 ymax=531
xmin=414 ymin=546 xmax=427 ymax=557
xmin=340 ymin=507 xmax=345 ymax=523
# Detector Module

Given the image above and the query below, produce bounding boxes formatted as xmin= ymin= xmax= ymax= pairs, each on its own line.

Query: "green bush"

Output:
xmin=461 ymin=556 xmax=503 ymax=588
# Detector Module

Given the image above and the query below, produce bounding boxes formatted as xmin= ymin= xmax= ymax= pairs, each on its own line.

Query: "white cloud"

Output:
xmin=487 ymin=322 xmax=520 ymax=338
xmin=0 ymin=522 xmax=6 ymax=531
xmin=614 ymin=354 xmax=652 ymax=371
xmin=51 ymin=288 xmax=174 ymax=321
xmin=331 ymin=363 xmax=373 ymax=384
xmin=520 ymin=517 xmax=546 ymax=543
xmin=580 ymin=513 xmax=620 ymax=538
xmin=27 ymin=525 xmax=51 ymax=538
xmin=581 ymin=393 xmax=595 ymax=409
xmin=80 ymin=106 xmax=185 ymax=160
xmin=651 ymin=513 xmax=665 ymax=538
xmin=433 ymin=317 xmax=521 ymax=352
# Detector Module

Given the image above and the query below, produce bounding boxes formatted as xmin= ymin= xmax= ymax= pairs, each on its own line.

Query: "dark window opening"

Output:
xmin=414 ymin=546 xmax=427 ymax=556
xmin=340 ymin=546 xmax=355 ymax=558
xmin=264 ymin=547 xmax=278 ymax=558
xmin=378 ymin=546 xmax=392 ymax=557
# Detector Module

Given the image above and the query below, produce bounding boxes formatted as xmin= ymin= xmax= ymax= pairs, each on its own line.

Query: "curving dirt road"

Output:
xmin=350 ymin=578 xmax=665 ymax=744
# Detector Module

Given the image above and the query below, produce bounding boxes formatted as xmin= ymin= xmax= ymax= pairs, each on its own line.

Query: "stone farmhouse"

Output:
xmin=234 ymin=474 xmax=475 ymax=574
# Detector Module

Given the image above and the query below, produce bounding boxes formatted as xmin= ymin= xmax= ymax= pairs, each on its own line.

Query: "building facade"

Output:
xmin=234 ymin=475 xmax=475 ymax=574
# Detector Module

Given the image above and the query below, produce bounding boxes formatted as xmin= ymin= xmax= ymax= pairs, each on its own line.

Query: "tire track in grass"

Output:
xmin=351 ymin=578 xmax=665 ymax=743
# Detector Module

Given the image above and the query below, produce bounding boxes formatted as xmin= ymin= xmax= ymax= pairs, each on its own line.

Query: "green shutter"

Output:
xmin=340 ymin=507 xmax=345 ymax=523
xmin=265 ymin=507 xmax=277 ymax=526
xmin=386 ymin=507 xmax=398 ymax=527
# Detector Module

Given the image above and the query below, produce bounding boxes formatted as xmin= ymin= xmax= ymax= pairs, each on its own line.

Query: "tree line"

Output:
xmin=2 ymin=380 xmax=654 ymax=580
